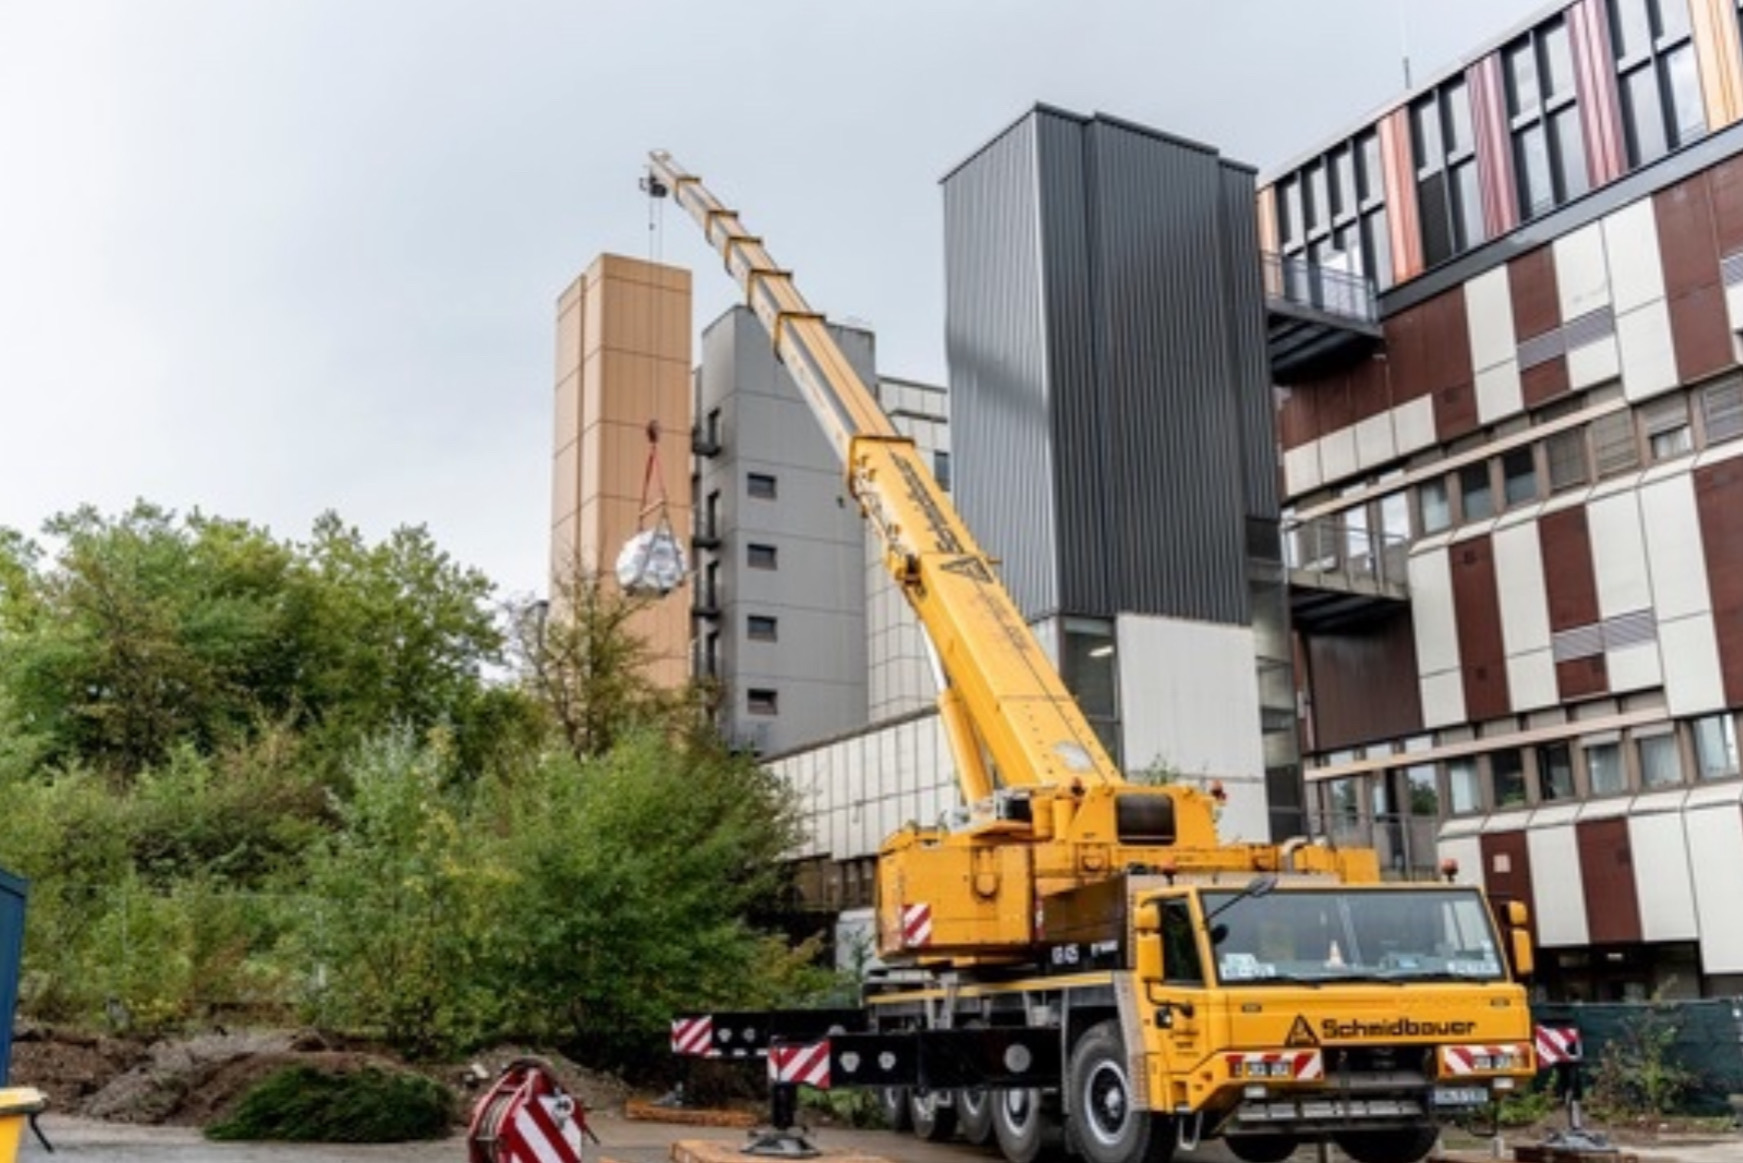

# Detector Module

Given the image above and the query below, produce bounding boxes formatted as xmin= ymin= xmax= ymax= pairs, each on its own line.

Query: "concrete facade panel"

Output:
xmin=1354 ymin=413 xmax=1397 ymax=471
xmin=1587 ymin=492 xmax=1653 ymax=618
xmin=1505 ymin=649 xmax=1559 ymax=711
xmin=1493 ymin=519 xmax=1553 ymax=656
xmin=1567 ymin=333 xmax=1621 ymax=390
xmin=1320 ymin=426 xmax=1358 ymax=485
xmin=1640 ymin=473 xmax=1713 ymax=621
xmin=1554 ymin=221 xmax=1611 ymax=318
xmin=1393 ymin=397 xmax=1438 ymax=455
xmin=1284 ymin=441 xmax=1322 ymax=495
xmin=1477 ymin=361 xmax=1524 ymax=424
xmin=1117 ymin=614 xmax=1268 ymax=842
xmin=1631 ymin=806 xmax=1702 ymax=941
xmin=1661 ymin=612 xmax=1728 ymax=715
xmin=1527 ymin=823 xmax=1589 ymax=948
xmin=1602 ymin=199 xmax=1665 ymax=313
xmin=1421 ymin=670 xmax=1469 ymax=729
xmin=1617 ymin=299 xmax=1681 ymax=401
xmin=1687 ymin=802 xmax=1743 ymax=972
xmin=1409 ymin=547 xmax=1461 ymax=675
xmin=1466 ymin=265 xmax=1518 ymax=371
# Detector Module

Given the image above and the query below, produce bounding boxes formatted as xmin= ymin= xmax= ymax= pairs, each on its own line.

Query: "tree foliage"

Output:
xmin=0 ymin=502 xmax=822 ymax=1069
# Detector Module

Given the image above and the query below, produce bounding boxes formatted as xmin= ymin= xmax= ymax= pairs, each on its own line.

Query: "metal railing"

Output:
xmin=1262 ymin=251 xmax=1378 ymax=325
xmin=1283 ymin=516 xmax=1409 ymax=593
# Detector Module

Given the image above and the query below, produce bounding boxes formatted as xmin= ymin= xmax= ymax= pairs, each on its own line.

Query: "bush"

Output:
xmin=205 ymin=1065 xmax=452 ymax=1142
xmin=1589 ymin=1005 xmax=1697 ymax=1118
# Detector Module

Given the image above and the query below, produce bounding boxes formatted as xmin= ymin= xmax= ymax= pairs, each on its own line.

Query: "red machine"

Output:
xmin=467 ymin=1058 xmax=596 ymax=1163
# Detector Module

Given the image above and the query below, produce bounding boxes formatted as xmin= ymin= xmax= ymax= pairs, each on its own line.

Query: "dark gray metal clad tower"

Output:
xmin=942 ymin=105 xmax=1301 ymax=839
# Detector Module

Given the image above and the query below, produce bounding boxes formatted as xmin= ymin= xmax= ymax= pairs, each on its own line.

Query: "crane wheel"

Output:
xmin=1068 ymin=1021 xmax=1174 ymax=1163
xmin=877 ymin=1086 xmax=912 ymax=1133
xmin=956 ymin=1083 xmax=995 ymax=1146
xmin=1333 ymin=1126 xmax=1441 ymax=1163
xmin=909 ymin=1089 xmax=957 ymax=1142
xmin=992 ymin=1086 xmax=1061 ymax=1163
xmin=1225 ymin=1134 xmax=1299 ymax=1163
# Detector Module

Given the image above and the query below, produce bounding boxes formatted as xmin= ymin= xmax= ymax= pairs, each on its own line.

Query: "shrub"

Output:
xmin=205 ymin=1065 xmax=452 ymax=1142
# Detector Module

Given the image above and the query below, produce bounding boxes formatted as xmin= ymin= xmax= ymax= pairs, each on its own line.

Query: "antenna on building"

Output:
xmin=1397 ymin=0 xmax=1413 ymax=88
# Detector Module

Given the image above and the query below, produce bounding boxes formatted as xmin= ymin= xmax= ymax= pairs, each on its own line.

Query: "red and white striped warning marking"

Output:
xmin=507 ymin=1096 xmax=583 ymax=1163
xmin=902 ymin=903 xmax=933 ymax=948
xmin=768 ymin=1041 xmax=832 ymax=1089
xmin=671 ymin=1015 xmax=715 ymax=1057
xmin=1535 ymin=1025 xmax=1581 ymax=1065
xmin=1442 ymin=1043 xmax=1531 ymax=1075
xmin=1223 ymin=1050 xmax=1324 ymax=1080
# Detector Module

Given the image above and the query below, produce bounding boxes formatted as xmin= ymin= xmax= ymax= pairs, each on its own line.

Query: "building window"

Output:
xmin=1585 ymin=738 xmax=1626 ymax=796
xmin=1700 ymin=376 xmax=1743 ymax=444
xmin=1061 ymin=618 xmax=1120 ymax=766
xmin=1642 ymin=394 xmax=1692 ymax=460
xmin=747 ymin=543 xmax=778 ymax=569
xmin=1418 ymin=478 xmax=1453 ymax=534
xmin=703 ymin=631 xmax=719 ymax=677
xmin=1506 ymin=18 xmax=1588 ymax=215
xmin=1448 ymin=758 xmax=1483 ymax=813
xmin=1537 ymin=742 xmax=1576 ymax=800
xmin=747 ymin=688 xmax=779 ymax=716
xmin=1590 ymin=410 xmax=1641 ymax=477
xmin=1492 ymin=749 xmax=1528 ymax=808
xmin=1638 ymin=730 xmax=1682 ymax=787
xmin=747 ymin=472 xmax=778 ymax=499
xmin=747 ymin=614 xmax=778 ymax=641
xmin=1545 ymin=427 xmax=1591 ymax=491
xmin=1691 ymin=713 xmax=1739 ymax=779
xmin=934 ymin=450 xmax=952 ymax=491
xmin=1501 ymin=446 xmax=1539 ymax=507
xmin=1459 ymin=461 xmax=1495 ymax=521
xmin=1412 ymin=79 xmax=1484 ymax=265
xmin=1610 ymin=0 xmax=1705 ymax=167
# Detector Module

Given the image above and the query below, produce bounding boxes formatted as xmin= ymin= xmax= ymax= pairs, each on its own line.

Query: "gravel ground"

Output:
xmin=18 ymin=1111 xmax=1743 ymax=1163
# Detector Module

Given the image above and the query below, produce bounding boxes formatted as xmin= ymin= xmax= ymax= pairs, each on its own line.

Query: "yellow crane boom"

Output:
xmin=647 ymin=150 xmax=1121 ymax=801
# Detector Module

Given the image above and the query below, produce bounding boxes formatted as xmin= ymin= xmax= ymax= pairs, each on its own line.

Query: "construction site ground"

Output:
xmin=8 ymin=1028 xmax=1740 ymax=1163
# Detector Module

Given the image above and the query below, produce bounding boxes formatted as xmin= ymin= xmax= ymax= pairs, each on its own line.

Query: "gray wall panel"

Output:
xmin=943 ymin=115 xmax=1060 ymax=619
xmin=945 ymin=107 xmax=1269 ymax=628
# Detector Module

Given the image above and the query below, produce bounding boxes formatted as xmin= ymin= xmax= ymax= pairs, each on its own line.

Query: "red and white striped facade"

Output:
xmin=1273 ymin=27 xmax=1743 ymax=995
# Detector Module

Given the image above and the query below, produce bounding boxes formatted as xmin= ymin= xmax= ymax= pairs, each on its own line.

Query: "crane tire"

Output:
xmin=909 ymin=1089 xmax=957 ymax=1142
xmin=992 ymin=1086 xmax=1061 ymax=1163
xmin=877 ymin=1086 xmax=912 ymax=1133
xmin=1334 ymin=1126 xmax=1441 ymax=1163
xmin=1069 ymin=1021 xmax=1175 ymax=1163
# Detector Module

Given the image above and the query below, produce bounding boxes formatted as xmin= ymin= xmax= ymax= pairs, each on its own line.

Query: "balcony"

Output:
xmin=692 ymin=425 xmax=722 ymax=457
xmin=1285 ymin=516 xmax=1408 ymax=632
xmin=692 ymin=520 xmax=721 ymax=551
xmin=1263 ymin=252 xmax=1383 ymax=384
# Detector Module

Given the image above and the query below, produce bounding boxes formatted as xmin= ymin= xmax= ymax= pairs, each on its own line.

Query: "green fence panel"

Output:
xmin=1535 ymin=999 xmax=1743 ymax=1116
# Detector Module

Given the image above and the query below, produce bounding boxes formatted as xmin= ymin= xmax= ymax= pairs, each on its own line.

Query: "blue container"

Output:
xmin=0 ymin=867 xmax=25 ymax=1087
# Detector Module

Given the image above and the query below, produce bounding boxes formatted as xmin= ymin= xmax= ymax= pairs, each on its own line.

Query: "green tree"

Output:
xmin=483 ymin=732 xmax=824 ymax=1069
xmin=294 ymin=731 xmax=501 ymax=1056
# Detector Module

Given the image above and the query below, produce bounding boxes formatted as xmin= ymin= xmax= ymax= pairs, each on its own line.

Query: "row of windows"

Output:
xmin=1291 ymin=376 xmax=1743 ymax=569
xmin=1275 ymin=0 xmax=1716 ymax=282
xmin=1315 ymin=711 xmax=1739 ymax=827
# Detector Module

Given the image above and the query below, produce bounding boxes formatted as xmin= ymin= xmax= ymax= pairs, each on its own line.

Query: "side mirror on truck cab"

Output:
xmin=1503 ymin=900 xmax=1534 ymax=980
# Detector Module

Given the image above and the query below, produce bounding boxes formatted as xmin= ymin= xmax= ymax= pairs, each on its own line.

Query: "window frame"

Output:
xmin=746 ymin=471 xmax=779 ymax=500
xmin=747 ymin=542 xmax=778 ymax=570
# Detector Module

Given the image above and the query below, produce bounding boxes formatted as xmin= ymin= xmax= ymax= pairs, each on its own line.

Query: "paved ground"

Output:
xmin=18 ymin=1111 xmax=1743 ymax=1163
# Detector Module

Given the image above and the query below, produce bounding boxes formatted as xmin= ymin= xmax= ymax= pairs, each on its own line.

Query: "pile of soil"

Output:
xmin=8 ymin=1022 xmax=633 ymax=1131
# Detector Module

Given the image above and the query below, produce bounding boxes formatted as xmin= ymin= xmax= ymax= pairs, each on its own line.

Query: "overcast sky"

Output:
xmin=0 ymin=1 xmax=1548 ymax=602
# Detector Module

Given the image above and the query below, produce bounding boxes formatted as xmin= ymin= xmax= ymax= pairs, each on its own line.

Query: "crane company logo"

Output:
xmin=1285 ymin=1015 xmax=1319 ymax=1047
xmin=1322 ymin=1017 xmax=1477 ymax=1039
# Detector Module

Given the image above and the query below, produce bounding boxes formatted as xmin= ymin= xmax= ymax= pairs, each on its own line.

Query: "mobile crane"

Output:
xmin=646 ymin=150 xmax=1537 ymax=1163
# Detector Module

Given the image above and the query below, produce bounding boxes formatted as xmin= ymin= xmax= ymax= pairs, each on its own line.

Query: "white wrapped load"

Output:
xmin=616 ymin=528 xmax=687 ymax=595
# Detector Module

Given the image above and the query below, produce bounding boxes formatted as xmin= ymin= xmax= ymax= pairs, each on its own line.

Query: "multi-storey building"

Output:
xmin=1261 ymin=0 xmax=1743 ymax=998
xmin=550 ymin=254 xmax=693 ymax=687
xmin=689 ymin=305 xmax=947 ymax=756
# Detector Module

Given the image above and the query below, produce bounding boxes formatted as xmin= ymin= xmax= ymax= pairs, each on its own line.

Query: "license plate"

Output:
xmin=1433 ymin=1086 xmax=1489 ymax=1108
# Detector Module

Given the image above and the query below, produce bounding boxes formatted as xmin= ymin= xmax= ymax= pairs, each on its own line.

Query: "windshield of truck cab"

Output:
xmin=1199 ymin=887 xmax=1506 ymax=985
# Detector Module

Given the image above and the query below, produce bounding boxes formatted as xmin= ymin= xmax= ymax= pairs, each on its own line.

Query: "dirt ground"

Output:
xmin=7 ymin=1025 xmax=1742 ymax=1162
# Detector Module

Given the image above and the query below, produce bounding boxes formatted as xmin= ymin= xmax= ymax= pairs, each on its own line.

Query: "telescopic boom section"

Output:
xmin=648 ymin=150 xmax=1123 ymax=797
